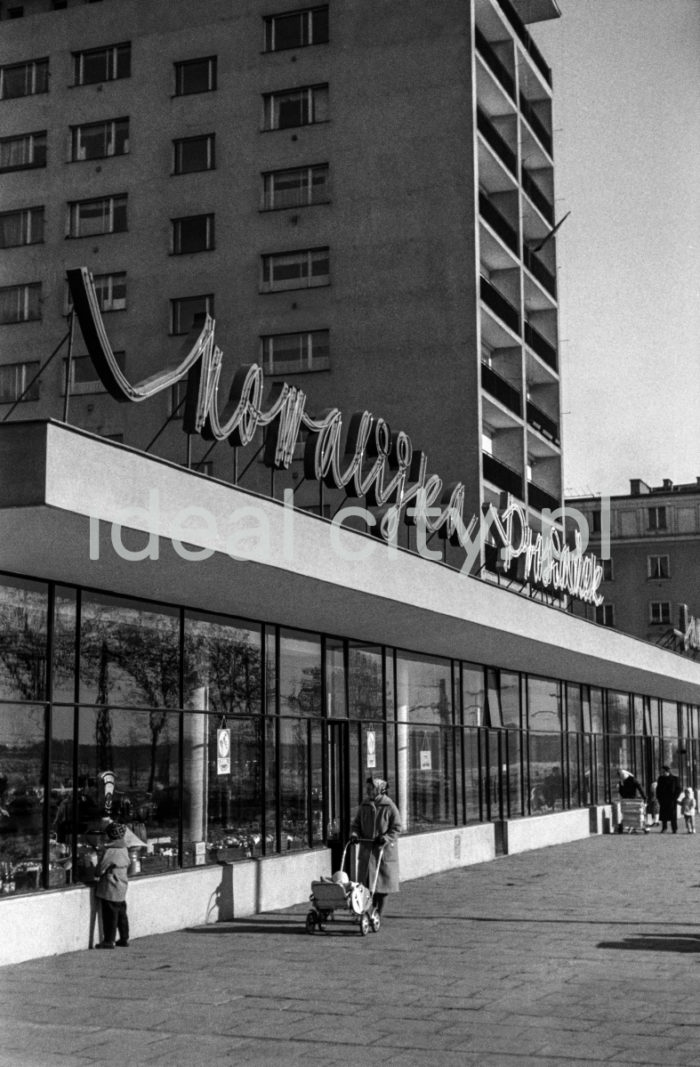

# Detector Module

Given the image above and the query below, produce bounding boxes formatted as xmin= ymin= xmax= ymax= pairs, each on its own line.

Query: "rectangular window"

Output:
xmin=171 ymin=214 xmax=215 ymax=254
xmin=0 ymin=206 xmax=44 ymax=248
xmin=70 ymin=118 xmax=129 ymax=161
xmin=264 ymin=6 xmax=329 ymax=52
xmin=68 ymin=194 xmax=127 ymax=237
xmin=0 ymin=131 xmax=47 ymax=172
xmin=261 ymin=247 xmax=329 ymax=292
xmin=261 ymin=330 xmax=329 ymax=374
xmin=0 ymin=58 xmax=48 ymax=99
xmin=650 ymin=601 xmax=671 ymax=625
xmin=0 ymin=283 xmax=41 ymax=324
xmin=648 ymin=554 xmax=670 ymax=580
xmin=173 ymin=134 xmax=215 ymax=175
xmin=595 ymin=604 xmax=614 ymax=627
xmin=174 ymin=56 xmax=217 ymax=96
xmin=602 ymin=558 xmax=613 ymax=581
xmin=66 ymin=273 xmax=126 ymax=313
xmin=0 ymin=359 xmax=40 ymax=401
xmin=170 ymin=294 xmax=214 ymax=335
xmin=648 ymin=505 xmax=667 ymax=531
xmin=262 ymin=164 xmax=329 ymax=210
xmin=73 ymin=42 xmax=131 ymax=86
xmin=263 ymin=84 xmax=328 ymax=130
xmin=63 ymin=351 xmax=125 ymax=394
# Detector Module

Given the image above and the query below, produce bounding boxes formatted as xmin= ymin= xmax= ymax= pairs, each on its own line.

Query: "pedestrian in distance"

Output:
xmin=616 ymin=768 xmax=647 ymax=834
xmin=656 ymin=765 xmax=681 ymax=833
xmin=94 ymin=822 xmax=130 ymax=949
xmin=350 ymin=777 xmax=401 ymax=919
xmin=679 ymin=787 xmax=696 ymax=834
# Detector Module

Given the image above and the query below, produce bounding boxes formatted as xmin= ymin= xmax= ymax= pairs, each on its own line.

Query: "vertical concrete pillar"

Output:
xmin=184 ymin=686 xmax=208 ymax=844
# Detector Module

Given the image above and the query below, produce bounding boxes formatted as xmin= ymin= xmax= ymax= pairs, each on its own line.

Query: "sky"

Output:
xmin=534 ymin=0 xmax=700 ymax=497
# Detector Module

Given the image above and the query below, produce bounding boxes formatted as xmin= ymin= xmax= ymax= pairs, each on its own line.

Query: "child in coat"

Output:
xmin=95 ymin=822 xmax=130 ymax=948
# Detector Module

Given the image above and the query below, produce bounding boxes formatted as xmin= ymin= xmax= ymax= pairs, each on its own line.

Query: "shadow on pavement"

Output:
xmin=597 ymin=933 xmax=700 ymax=953
xmin=185 ymin=918 xmax=363 ymax=937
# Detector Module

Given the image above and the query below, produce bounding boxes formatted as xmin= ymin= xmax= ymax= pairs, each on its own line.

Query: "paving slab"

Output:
xmin=2 ymin=831 xmax=700 ymax=1065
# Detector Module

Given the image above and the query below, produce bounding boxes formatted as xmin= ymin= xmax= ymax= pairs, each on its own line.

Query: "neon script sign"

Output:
xmin=66 ymin=267 xmax=603 ymax=605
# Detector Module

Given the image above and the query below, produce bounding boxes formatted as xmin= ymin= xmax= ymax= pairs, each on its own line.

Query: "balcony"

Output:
xmin=481 ymin=276 xmax=520 ymax=334
xmin=523 ymin=245 xmax=557 ymax=298
xmin=521 ymin=168 xmax=554 ymax=225
xmin=524 ymin=321 xmax=557 ymax=370
xmin=475 ymin=28 xmax=515 ymax=100
xmin=519 ymin=94 xmax=553 ymax=156
xmin=477 ymin=108 xmax=517 ymax=177
xmin=526 ymin=400 xmax=559 ymax=445
xmin=483 ymin=452 xmax=524 ymax=498
xmin=495 ymin=0 xmax=553 ymax=87
xmin=528 ymin=480 xmax=560 ymax=512
xmin=482 ymin=363 xmax=522 ymax=416
xmin=480 ymin=193 xmax=518 ymax=254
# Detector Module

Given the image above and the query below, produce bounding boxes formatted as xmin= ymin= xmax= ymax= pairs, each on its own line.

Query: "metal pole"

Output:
xmin=62 ymin=311 xmax=75 ymax=424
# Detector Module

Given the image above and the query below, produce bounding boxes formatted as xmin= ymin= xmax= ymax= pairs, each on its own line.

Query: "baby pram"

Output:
xmin=305 ymin=839 xmax=384 ymax=936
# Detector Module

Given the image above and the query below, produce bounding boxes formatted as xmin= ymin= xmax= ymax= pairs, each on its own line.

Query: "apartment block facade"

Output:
xmin=0 ymin=0 xmax=563 ymax=555
xmin=568 ymin=478 xmax=700 ymax=652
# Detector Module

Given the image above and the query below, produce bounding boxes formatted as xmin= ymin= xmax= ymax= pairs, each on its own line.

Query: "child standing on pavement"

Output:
xmin=680 ymin=787 xmax=696 ymax=834
xmin=95 ymin=822 xmax=130 ymax=948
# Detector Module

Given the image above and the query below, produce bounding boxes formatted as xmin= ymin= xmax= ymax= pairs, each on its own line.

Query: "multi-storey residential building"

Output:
xmin=568 ymin=478 xmax=700 ymax=652
xmin=0 ymin=0 xmax=564 ymax=564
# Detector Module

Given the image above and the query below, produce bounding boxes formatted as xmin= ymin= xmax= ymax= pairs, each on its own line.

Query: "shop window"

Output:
xmin=0 ymin=130 xmax=46 ymax=172
xmin=260 ymin=247 xmax=329 ymax=292
xmin=73 ymin=42 xmax=131 ymax=85
xmin=500 ymin=671 xmax=521 ymax=727
xmin=0 ymin=576 xmax=48 ymax=700
xmin=0 ymin=705 xmax=47 ymax=895
xmin=0 ymin=57 xmax=48 ymax=99
xmin=262 ymin=84 xmax=328 ymax=130
xmin=396 ymin=652 xmax=454 ymax=832
xmin=173 ymin=134 xmax=215 ymax=175
xmin=0 ymin=283 xmax=41 ymax=324
xmin=275 ymin=628 xmax=322 ymax=717
xmin=174 ymin=56 xmax=217 ymax=96
xmin=171 ymin=214 xmax=215 ymax=255
xmin=0 ymin=206 xmax=44 ymax=248
xmin=607 ymin=690 xmax=631 ymax=736
xmin=649 ymin=601 xmax=671 ymax=625
xmin=0 ymin=359 xmax=40 ymax=402
xmin=462 ymin=662 xmax=485 ymax=726
xmin=170 ymin=293 xmax=213 ymax=335
xmin=647 ymin=554 xmax=670 ymax=580
xmin=260 ymin=330 xmax=329 ymax=374
xmin=263 ymin=6 xmax=329 ymax=51
xmin=262 ymin=163 xmax=330 ymax=210
xmin=79 ymin=593 xmax=180 ymax=708
xmin=68 ymin=194 xmax=127 ymax=237
xmin=347 ymin=643 xmax=384 ymax=720
xmin=70 ymin=117 xmax=129 ymax=161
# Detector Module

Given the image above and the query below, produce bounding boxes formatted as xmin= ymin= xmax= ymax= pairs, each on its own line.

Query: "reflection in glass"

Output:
xmin=464 ymin=726 xmax=480 ymax=821
xmin=0 ymin=704 xmax=47 ymax=894
xmin=529 ymin=734 xmax=563 ymax=812
xmin=80 ymin=594 xmax=179 ymax=709
xmin=184 ymin=612 xmax=262 ymax=717
xmin=0 ymin=577 xmax=48 ymax=701
xmin=500 ymin=672 xmax=521 ymax=728
xmin=527 ymin=676 xmax=561 ymax=733
xmin=462 ymin=664 xmax=485 ymax=726
xmin=278 ymin=629 xmax=321 ymax=717
xmin=280 ymin=717 xmax=309 ymax=850
xmin=397 ymin=653 xmax=452 ymax=831
xmin=607 ymin=691 xmax=630 ymax=736
xmin=53 ymin=588 xmax=77 ymax=703
xmin=348 ymin=644 xmax=383 ymax=720
xmin=325 ymin=638 xmax=346 ymax=718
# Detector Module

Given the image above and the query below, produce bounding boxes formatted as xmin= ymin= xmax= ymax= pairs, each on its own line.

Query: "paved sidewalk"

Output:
xmin=2 ymin=830 xmax=700 ymax=1066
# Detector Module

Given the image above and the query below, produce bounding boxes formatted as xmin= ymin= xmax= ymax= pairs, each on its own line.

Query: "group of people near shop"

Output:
xmin=617 ymin=765 xmax=696 ymax=835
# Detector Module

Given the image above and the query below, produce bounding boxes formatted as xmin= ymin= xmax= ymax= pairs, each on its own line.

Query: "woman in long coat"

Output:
xmin=350 ymin=777 xmax=401 ymax=916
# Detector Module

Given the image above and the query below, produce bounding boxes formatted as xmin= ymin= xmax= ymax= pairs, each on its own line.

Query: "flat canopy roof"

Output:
xmin=1 ymin=420 xmax=700 ymax=703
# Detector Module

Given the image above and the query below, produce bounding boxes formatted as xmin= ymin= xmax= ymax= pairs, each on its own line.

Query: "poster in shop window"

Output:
xmin=217 ymin=728 xmax=231 ymax=775
xmin=366 ymin=730 xmax=376 ymax=769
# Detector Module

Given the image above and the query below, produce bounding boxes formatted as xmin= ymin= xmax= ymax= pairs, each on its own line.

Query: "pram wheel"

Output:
xmin=305 ymin=911 xmax=316 ymax=934
xmin=369 ymin=908 xmax=381 ymax=933
xmin=359 ymin=914 xmax=370 ymax=936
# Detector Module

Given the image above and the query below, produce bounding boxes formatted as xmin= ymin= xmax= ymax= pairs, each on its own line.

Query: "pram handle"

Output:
xmin=340 ymin=838 xmax=386 ymax=895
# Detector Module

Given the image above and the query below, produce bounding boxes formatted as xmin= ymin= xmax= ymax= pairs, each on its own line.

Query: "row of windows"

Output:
xmin=0 ymin=7 xmax=329 ymax=99
xmin=601 ymin=555 xmax=674 ymax=583
xmin=0 ymin=238 xmax=331 ymax=324
xmin=0 ymin=163 xmax=329 ymax=249
xmin=0 ymin=329 xmax=330 ymax=403
xmin=0 ymin=81 xmax=330 ymax=173
xmin=590 ymin=505 xmax=670 ymax=533
xmin=596 ymin=601 xmax=681 ymax=628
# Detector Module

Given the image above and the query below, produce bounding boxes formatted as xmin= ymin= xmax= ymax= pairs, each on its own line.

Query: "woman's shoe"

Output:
xmin=116 ymin=940 xmax=129 ymax=947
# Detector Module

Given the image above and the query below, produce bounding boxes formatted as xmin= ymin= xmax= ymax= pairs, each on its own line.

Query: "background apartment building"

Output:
xmin=0 ymin=0 xmax=563 ymax=563
xmin=568 ymin=477 xmax=700 ymax=653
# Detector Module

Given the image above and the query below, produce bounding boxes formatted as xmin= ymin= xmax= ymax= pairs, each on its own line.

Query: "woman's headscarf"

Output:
xmin=367 ymin=777 xmax=387 ymax=794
